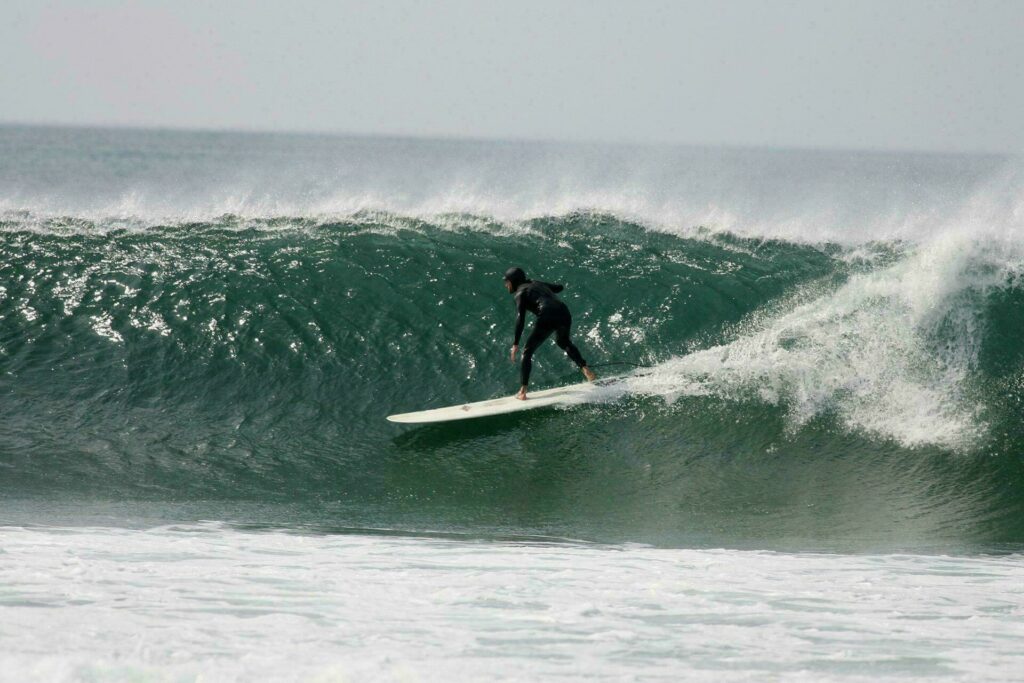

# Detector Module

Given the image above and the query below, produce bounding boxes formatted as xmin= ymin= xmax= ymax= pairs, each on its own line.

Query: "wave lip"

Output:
xmin=2 ymin=123 xmax=1020 ymax=245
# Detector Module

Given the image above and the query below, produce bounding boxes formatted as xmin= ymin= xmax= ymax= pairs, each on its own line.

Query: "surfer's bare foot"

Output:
xmin=515 ymin=386 xmax=528 ymax=401
xmin=583 ymin=367 xmax=597 ymax=382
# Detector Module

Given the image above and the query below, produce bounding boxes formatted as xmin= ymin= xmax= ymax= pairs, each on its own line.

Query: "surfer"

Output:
xmin=504 ymin=267 xmax=596 ymax=400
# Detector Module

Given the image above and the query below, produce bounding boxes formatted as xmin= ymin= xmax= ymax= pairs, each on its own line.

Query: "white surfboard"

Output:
xmin=387 ymin=377 xmax=621 ymax=424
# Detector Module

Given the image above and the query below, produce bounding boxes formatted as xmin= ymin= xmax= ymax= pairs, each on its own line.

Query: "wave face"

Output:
xmin=2 ymin=125 xmax=1023 ymax=551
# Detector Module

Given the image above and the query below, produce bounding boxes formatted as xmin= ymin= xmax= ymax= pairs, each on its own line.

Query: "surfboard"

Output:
xmin=386 ymin=377 xmax=621 ymax=424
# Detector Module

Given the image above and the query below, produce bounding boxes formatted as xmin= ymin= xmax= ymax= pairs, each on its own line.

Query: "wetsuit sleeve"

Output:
xmin=513 ymin=293 xmax=527 ymax=345
xmin=544 ymin=282 xmax=565 ymax=293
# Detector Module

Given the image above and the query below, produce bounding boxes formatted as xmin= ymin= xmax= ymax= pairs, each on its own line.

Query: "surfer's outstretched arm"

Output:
xmin=511 ymin=292 xmax=527 ymax=359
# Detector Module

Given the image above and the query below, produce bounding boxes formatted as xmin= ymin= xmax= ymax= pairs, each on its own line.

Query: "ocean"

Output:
xmin=1 ymin=125 xmax=1022 ymax=681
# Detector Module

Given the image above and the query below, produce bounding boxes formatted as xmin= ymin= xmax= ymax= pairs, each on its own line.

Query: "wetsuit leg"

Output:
xmin=520 ymin=319 xmax=557 ymax=386
xmin=554 ymin=321 xmax=587 ymax=369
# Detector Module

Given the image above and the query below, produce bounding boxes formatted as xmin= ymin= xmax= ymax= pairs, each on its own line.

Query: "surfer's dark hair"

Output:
xmin=503 ymin=267 xmax=527 ymax=288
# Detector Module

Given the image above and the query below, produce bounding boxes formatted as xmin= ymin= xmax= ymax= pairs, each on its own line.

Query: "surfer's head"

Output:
xmin=503 ymin=267 xmax=527 ymax=292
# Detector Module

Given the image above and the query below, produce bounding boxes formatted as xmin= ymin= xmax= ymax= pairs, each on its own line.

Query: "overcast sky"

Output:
xmin=3 ymin=0 xmax=1022 ymax=152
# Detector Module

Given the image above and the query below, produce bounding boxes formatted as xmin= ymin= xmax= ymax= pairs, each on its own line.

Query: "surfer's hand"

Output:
xmin=510 ymin=345 xmax=518 ymax=362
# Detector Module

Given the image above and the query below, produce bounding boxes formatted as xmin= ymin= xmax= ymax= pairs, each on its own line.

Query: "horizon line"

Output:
xmin=0 ymin=119 xmax=1014 ymax=159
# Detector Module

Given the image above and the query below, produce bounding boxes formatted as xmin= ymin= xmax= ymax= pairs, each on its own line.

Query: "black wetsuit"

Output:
xmin=513 ymin=280 xmax=588 ymax=387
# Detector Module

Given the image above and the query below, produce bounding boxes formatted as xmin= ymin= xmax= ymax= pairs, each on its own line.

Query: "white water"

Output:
xmin=1 ymin=523 xmax=1022 ymax=682
xmin=609 ymin=203 xmax=1024 ymax=450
